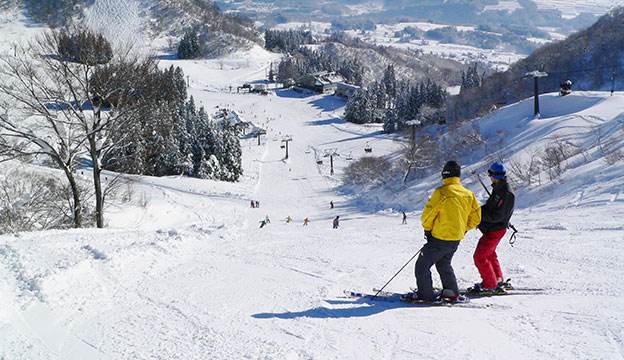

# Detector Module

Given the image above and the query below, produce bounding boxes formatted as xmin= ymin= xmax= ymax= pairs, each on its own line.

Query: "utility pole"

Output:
xmin=257 ymin=129 xmax=266 ymax=146
xmin=525 ymin=70 xmax=548 ymax=116
xmin=324 ymin=148 xmax=339 ymax=175
xmin=406 ymin=119 xmax=420 ymax=146
xmin=281 ymin=135 xmax=293 ymax=159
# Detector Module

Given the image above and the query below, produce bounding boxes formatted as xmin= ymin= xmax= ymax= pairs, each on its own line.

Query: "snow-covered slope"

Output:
xmin=1 ymin=61 xmax=624 ymax=359
xmin=1 ymin=4 xmax=624 ymax=360
xmin=500 ymin=0 xmax=621 ymax=18
xmin=83 ymin=0 xmax=151 ymax=50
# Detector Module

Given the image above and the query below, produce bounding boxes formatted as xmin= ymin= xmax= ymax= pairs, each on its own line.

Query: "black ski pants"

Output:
xmin=415 ymin=237 xmax=460 ymax=301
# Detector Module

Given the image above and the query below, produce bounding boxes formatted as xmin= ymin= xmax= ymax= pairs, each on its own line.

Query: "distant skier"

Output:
xmin=259 ymin=219 xmax=267 ymax=228
xmin=333 ymin=216 xmax=339 ymax=229
xmin=330 ymin=201 xmax=334 ymax=209
xmin=470 ymin=162 xmax=515 ymax=294
xmin=286 ymin=216 xmax=292 ymax=223
xmin=251 ymin=200 xmax=255 ymax=208
xmin=412 ymin=161 xmax=481 ymax=303
xmin=265 ymin=215 xmax=270 ymax=224
xmin=402 ymin=212 xmax=407 ymax=224
xmin=256 ymin=201 xmax=260 ymax=208
xmin=303 ymin=217 xmax=309 ymax=226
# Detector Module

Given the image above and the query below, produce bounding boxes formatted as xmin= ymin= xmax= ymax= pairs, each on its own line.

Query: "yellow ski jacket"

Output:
xmin=421 ymin=177 xmax=481 ymax=241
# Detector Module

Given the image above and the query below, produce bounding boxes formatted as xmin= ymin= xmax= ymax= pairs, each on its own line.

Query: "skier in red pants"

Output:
xmin=471 ymin=162 xmax=515 ymax=293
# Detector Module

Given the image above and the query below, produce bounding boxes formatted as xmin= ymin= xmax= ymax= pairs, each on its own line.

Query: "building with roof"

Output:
xmin=296 ymin=71 xmax=345 ymax=94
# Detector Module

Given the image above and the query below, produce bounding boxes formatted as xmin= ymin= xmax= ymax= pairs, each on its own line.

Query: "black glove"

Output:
xmin=424 ymin=230 xmax=432 ymax=241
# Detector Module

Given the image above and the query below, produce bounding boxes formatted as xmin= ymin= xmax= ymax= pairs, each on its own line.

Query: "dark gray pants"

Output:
xmin=415 ymin=237 xmax=460 ymax=301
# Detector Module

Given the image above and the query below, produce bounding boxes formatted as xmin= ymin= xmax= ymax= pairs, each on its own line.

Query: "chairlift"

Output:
xmin=560 ymin=80 xmax=572 ymax=96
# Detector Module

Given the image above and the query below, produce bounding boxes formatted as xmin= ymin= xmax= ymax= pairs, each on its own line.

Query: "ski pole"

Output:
xmin=371 ymin=249 xmax=421 ymax=300
xmin=508 ymin=224 xmax=519 ymax=246
xmin=473 ymin=169 xmax=519 ymax=245
xmin=473 ymin=170 xmax=492 ymax=197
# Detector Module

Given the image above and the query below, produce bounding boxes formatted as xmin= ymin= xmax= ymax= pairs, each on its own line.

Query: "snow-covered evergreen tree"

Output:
xmin=277 ymin=58 xmax=299 ymax=82
xmin=338 ymin=58 xmax=364 ymax=86
xmin=178 ymin=102 xmax=242 ymax=182
xmin=217 ymin=123 xmax=243 ymax=182
xmin=104 ymin=65 xmax=190 ymax=177
xmin=178 ymin=29 xmax=202 ymax=59
xmin=382 ymin=65 xmax=397 ymax=99
xmin=344 ymin=88 xmax=374 ymax=124
xmin=460 ymin=63 xmax=481 ymax=93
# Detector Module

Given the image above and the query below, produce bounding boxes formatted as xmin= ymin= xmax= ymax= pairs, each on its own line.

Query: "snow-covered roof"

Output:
xmin=212 ymin=109 xmax=249 ymax=125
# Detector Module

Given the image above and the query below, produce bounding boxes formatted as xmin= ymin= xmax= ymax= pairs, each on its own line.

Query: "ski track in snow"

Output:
xmin=2 ymin=94 xmax=624 ymax=360
xmin=1 ymin=4 xmax=624 ymax=359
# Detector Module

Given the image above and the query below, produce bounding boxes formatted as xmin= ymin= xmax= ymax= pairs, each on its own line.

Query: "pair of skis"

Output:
xmin=344 ymin=280 xmax=544 ymax=308
xmin=343 ymin=289 xmax=476 ymax=308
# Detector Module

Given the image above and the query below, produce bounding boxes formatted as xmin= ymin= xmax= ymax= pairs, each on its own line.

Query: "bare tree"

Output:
xmin=342 ymin=156 xmax=392 ymax=187
xmin=507 ymin=148 xmax=542 ymax=187
xmin=398 ymin=133 xmax=441 ymax=182
xmin=0 ymin=29 xmax=149 ymax=228
xmin=0 ymin=168 xmax=86 ymax=233
xmin=540 ymin=139 xmax=571 ymax=181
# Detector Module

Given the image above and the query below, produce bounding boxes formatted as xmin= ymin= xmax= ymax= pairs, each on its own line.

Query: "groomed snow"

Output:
xmin=1 ymin=4 xmax=624 ymax=360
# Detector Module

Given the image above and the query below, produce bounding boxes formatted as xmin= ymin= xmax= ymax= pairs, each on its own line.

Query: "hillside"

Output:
xmin=5 ymin=0 xmax=263 ymax=56
xmin=312 ymin=39 xmax=463 ymax=87
xmin=448 ymin=6 xmax=624 ymax=122
xmin=218 ymin=0 xmax=604 ymax=34
xmin=1 ymin=3 xmax=624 ymax=359
xmin=1 ymin=54 xmax=623 ymax=357
xmin=348 ymin=91 xmax=624 ymax=212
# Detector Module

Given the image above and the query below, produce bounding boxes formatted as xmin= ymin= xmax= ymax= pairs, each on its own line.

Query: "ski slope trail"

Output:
xmin=0 ymin=20 xmax=623 ymax=357
xmin=2 ymin=89 xmax=623 ymax=360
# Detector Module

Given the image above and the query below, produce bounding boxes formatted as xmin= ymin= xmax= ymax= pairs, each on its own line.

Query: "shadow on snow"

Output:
xmin=305 ymin=117 xmax=343 ymax=126
xmin=307 ymin=96 xmax=345 ymax=113
xmin=252 ymin=297 xmax=416 ymax=319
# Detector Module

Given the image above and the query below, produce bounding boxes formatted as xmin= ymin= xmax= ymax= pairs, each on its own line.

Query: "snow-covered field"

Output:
xmin=265 ymin=0 xmax=623 ymax=70
xmin=1 ymin=4 xmax=624 ymax=360
xmin=274 ymin=20 xmax=528 ymax=70
xmin=486 ymin=0 xmax=622 ymax=17
xmin=220 ymin=0 xmax=621 ymax=18
xmin=531 ymin=0 xmax=623 ymax=17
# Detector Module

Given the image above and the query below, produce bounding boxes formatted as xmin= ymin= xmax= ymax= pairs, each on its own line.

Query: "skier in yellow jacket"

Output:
xmin=413 ymin=161 xmax=481 ymax=303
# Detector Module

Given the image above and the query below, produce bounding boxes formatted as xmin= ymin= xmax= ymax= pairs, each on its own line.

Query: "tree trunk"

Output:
xmin=57 ymin=159 xmax=82 ymax=228
xmin=89 ymin=135 xmax=104 ymax=228
xmin=403 ymin=162 xmax=413 ymax=184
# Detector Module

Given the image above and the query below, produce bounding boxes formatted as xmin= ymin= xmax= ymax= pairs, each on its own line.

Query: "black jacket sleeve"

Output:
xmin=479 ymin=181 xmax=515 ymax=232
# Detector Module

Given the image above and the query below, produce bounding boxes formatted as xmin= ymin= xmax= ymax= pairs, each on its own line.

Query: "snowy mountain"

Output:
xmin=447 ymin=6 xmax=624 ymax=123
xmin=1 ymin=3 xmax=624 ymax=360
xmin=5 ymin=0 xmax=263 ymax=56
xmin=217 ymin=0 xmax=612 ymax=32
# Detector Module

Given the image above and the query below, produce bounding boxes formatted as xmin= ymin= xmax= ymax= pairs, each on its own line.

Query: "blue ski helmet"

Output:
xmin=488 ymin=162 xmax=506 ymax=180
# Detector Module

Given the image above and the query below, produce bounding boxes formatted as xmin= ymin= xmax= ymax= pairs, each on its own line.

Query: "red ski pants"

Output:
xmin=474 ymin=229 xmax=506 ymax=289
